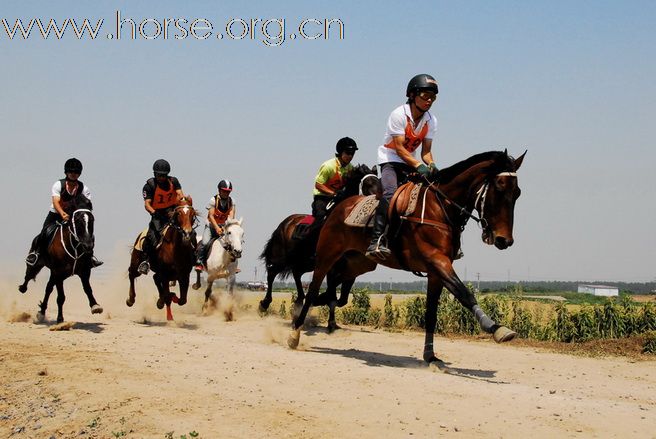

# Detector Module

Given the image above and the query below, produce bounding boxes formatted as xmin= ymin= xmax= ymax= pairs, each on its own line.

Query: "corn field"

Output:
xmin=289 ymin=289 xmax=656 ymax=354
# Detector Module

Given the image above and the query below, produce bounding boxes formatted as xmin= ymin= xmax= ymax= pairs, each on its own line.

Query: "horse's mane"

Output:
xmin=438 ymin=151 xmax=517 ymax=184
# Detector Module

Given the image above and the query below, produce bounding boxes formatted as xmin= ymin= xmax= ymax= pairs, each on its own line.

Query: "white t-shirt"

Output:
xmin=377 ymin=104 xmax=437 ymax=165
xmin=50 ymin=180 xmax=91 ymax=213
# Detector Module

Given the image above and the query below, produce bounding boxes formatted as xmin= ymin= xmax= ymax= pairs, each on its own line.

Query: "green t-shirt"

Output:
xmin=313 ymin=158 xmax=354 ymax=196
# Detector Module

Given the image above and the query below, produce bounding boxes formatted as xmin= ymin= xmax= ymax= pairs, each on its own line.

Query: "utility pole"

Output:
xmin=476 ymin=272 xmax=480 ymax=292
xmin=254 ymin=266 xmax=257 ymax=281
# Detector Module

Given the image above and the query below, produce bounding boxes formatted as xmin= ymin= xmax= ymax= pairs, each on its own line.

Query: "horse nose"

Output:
xmin=234 ymin=250 xmax=242 ymax=258
xmin=494 ymin=236 xmax=513 ymax=249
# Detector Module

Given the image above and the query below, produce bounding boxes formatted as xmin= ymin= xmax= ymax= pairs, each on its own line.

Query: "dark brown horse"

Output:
xmin=288 ymin=150 xmax=526 ymax=365
xmin=126 ymin=197 xmax=197 ymax=321
xmin=259 ymin=164 xmax=380 ymax=332
xmin=18 ymin=198 xmax=103 ymax=324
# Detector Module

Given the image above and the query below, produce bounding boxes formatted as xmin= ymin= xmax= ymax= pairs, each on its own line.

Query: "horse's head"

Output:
xmin=171 ymin=197 xmax=197 ymax=242
xmin=476 ymin=150 xmax=526 ymax=249
xmin=69 ymin=209 xmax=95 ymax=253
xmin=342 ymin=163 xmax=381 ymax=199
xmin=221 ymin=218 xmax=244 ymax=259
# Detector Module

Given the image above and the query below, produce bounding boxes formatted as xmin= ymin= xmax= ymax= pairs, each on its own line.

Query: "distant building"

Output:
xmin=577 ymin=284 xmax=619 ymax=297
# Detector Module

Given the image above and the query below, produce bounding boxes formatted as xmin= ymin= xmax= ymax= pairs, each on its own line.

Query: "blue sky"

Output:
xmin=1 ymin=1 xmax=655 ymax=284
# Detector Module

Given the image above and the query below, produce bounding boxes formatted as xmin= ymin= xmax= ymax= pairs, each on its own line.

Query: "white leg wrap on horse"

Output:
xmin=473 ymin=305 xmax=495 ymax=333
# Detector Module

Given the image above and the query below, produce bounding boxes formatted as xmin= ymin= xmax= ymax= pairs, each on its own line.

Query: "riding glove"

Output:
xmin=416 ymin=163 xmax=431 ymax=178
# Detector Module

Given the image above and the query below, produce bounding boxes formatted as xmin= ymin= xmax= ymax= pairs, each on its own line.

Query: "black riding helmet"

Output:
xmin=153 ymin=159 xmax=171 ymax=177
xmin=406 ymin=74 xmax=439 ymax=98
xmin=64 ymin=158 xmax=83 ymax=174
xmin=335 ymin=137 xmax=358 ymax=156
xmin=218 ymin=180 xmax=233 ymax=192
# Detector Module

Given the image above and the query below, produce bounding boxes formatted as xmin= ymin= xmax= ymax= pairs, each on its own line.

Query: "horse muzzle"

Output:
xmin=482 ymin=231 xmax=513 ymax=249
xmin=230 ymin=249 xmax=242 ymax=259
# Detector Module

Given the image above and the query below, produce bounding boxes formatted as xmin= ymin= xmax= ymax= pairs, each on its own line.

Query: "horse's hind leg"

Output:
xmin=55 ymin=280 xmax=66 ymax=324
xmin=80 ymin=269 xmax=102 ymax=315
xmin=36 ymin=276 xmax=56 ymax=323
xmin=291 ymin=269 xmax=306 ymax=319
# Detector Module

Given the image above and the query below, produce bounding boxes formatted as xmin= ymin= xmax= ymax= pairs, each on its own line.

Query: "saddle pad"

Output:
xmin=404 ymin=183 xmax=421 ymax=216
xmin=344 ymin=195 xmax=379 ymax=227
xmin=134 ymin=228 xmax=149 ymax=251
xmin=298 ymin=215 xmax=315 ymax=226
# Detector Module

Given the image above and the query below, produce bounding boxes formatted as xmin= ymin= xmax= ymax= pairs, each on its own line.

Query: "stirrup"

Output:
xmin=25 ymin=252 xmax=39 ymax=266
xmin=137 ymin=260 xmax=150 ymax=275
xmin=365 ymin=236 xmax=391 ymax=260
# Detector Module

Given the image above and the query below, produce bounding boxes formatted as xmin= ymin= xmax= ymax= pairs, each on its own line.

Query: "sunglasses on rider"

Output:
xmin=417 ymin=91 xmax=437 ymax=102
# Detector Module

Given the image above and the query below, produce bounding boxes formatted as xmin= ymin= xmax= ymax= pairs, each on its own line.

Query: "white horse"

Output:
xmin=192 ymin=218 xmax=244 ymax=311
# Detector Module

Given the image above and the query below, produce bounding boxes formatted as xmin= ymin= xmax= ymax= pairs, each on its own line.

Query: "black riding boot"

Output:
xmin=138 ymin=235 xmax=153 ymax=275
xmin=365 ymin=198 xmax=391 ymax=259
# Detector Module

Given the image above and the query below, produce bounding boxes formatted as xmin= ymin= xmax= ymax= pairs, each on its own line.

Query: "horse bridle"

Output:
xmin=426 ymin=171 xmax=517 ymax=233
xmin=59 ymin=209 xmax=93 ymax=274
xmin=168 ymin=205 xmax=196 ymax=242
xmin=218 ymin=224 xmax=241 ymax=259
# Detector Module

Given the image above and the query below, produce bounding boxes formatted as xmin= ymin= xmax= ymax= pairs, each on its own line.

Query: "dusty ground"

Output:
xmin=1 ymin=277 xmax=655 ymax=439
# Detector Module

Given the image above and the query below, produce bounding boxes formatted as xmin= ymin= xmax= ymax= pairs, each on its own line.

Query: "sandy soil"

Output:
xmin=1 ymin=277 xmax=655 ymax=439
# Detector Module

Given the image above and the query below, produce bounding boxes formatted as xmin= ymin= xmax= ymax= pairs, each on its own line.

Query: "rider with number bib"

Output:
xmin=195 ymin=180 xmax=236 ymax=271
xmin=25 ymin=158 xmax=103 ymax=268
xmin=138 ymin=159 xmax=186 ymax=274
xmin=366 ymin=74 xmax=440 ymax=259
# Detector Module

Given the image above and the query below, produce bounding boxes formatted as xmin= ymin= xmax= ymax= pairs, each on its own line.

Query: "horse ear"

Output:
xmin=514 ymin=150 xmax=527 ymax=171
xmin=372 ymin=165 xmax=377 ymax=175
xmin=238 ymin=217 xmax=243 ymax=226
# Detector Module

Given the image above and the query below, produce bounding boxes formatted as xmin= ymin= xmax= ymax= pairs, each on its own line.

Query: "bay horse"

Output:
xmin=18 ymin=198 xmax=103 ymax=323
xmin=191 ymin=218 xmax=244 ymax=312
xmin=126 ymin=197 xmax=197 ymax=321
xmin=259 ymin=163 xmax=380 ymax=332
xmin=288 ymin=150 xmax=526 ymax=365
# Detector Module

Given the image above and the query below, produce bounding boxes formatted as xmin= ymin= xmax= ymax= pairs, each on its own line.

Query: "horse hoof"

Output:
xmin=18 ymin=284 xmax=27 ymax=294
xmin=259 ymin=300 xmax=270 ymax=312
xmin=428 ymin=358 xmax=451 ymax=374
xmin=287 ymin=328 xmax=301 ymax=349
xmin=493 ymin=326 xmax=517 ymax=343
xmin=327 ymin=322 xmax=340 ymax=333
xmin=177 ymin=298 xmax=187 ymax=306
xmin=35 ymin=312 xmax=45 ymax=323
xmin=191 ymin=283 xmax=200 ymax=290
xmin=126 ymin=298 xmax=134 ymax=307
xmin=91 ymin=305 xmax=103 ymax=314
xmin=156 ymin=298 xmax=164 ymax=310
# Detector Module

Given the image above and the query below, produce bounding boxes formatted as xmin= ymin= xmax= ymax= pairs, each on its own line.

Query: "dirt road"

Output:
xmin=1 ymin=281 xmax=654 ymax=438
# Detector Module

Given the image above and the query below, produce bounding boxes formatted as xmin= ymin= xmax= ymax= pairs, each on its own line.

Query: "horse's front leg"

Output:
xmin=55 ymin=279 xmax=66 ymax=324
xmin=126 ymin=249 xmax=141 ymax=307
xmin=288 ymin=244 xmax=344 ymax=348
xmin=430 ymin=254 xmax=516 ymax=343
xmin=154 ymin=273 xmax=174 ymax=321
xmin=79 ymin=268 xmax=102 ymax=315
xmin=36 ymin=275 xmax=56 ymax=323
xmin=177 ymin=272 xmax=190 ymax=306
xmin=423 ymin=273 xmax=444 ymax=365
